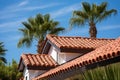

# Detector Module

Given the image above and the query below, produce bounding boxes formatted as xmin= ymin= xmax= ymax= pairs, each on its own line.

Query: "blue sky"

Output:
xmin=0 ymin=0 xmax=120 ymax=63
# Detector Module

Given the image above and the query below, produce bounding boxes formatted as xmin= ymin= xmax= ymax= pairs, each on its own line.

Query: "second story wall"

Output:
xmin=48 ymin=46 xmax=82 ymax=64
xmin=58 ymin=52 xmax=82 ymax=64
xmin=48 ymin=46 xmax=58 ymax=62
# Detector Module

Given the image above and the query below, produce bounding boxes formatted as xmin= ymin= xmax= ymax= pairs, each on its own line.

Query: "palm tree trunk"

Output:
xmin=89 ymin=22 xmax=97 ymax=38
xmin=37 ymin=40 xmax=45 ymax=54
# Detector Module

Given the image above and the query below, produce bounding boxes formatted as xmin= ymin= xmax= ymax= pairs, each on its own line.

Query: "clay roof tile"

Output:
xmin=33 ymin=38 xmax=120 ymax=80
xmin=46 ymin=34 xmax=114 ymax=52
xmin=18 ymin=54 xmax=58 ymax=71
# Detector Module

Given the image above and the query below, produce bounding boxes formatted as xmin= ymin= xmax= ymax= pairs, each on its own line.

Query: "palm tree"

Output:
xmin=70 ymin=2 xmax=117 ymax=38
xmin=17 ymin=13 xmax=65 ymax=53
xmin=0 ymin=42 xmax=7 ymax=63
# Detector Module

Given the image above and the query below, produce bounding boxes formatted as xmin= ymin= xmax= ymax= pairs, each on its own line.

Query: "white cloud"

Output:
xmin=98 ymin=25 xmax=120 ymax=31
xmin=18 ymin=0 xmax=28 ymax=7
xmin=50 ymin=3 xmax=80 ymax=18
xmin=0 ymin=18 xmax=26 ymax=33
xmin=14 ymin=3 xmax=61 ymax=12
xmin=0 ymin=2 xmax=62 ymax=20
xmin=0 ymin=20 xmax=22 ymax=28
xmin=0 ymin=14 xmax=18 ymax=20
xmin=0 ymin=2 xmax=61 ymax=15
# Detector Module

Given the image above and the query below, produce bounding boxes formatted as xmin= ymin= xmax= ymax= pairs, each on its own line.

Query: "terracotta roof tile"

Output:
xmin=33 ymin=38 xmax=120 ymax=80
xmin=18 ymin=54 xmax=58 ymax=71
xmin=45 ymin=34 xmax=114 ymax=52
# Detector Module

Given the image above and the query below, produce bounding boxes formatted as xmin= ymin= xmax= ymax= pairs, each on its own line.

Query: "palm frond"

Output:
xmin=22 ymin=22 xmax=32 ymax=30
xmin=51 ymin=21 xmax=59 ymax=27
xmin=19 ymin=28 xmax=32 ymax=38
xmin=49 ymin=21 xmax=59 ymax=30
xmin=28 ymin=18 xmax=36 ymax=26
xmin=82 ymin=2 xmax=91 ymax=13
xmin=0 ymin=57 xmax=7 ymax=63
xmin=35 ymin=14 xmax=44 ymax=25
xmin=70 ymin=17 xmax=85 ymax=27
xmin=49 ymin=27 xmax=65 ymax=35
xmin=0 ymin=42 xmax=7 ymax=63
xmin=73 ymin=11 xmax=88 ymax=19
xmin=44 ymin=14 xmax=50 ymax=22
xmin=95 ymin=9 xmax=117 ymax=23
xmin=0 ymin=42 xmax=7 ymax=56
xmin=0 ymin=50 xmax=6 ymax=56
xmin=97 ymin=2 xmax=107 ymax=14
xmin=17 ymin=37 xmax=33 ymax=48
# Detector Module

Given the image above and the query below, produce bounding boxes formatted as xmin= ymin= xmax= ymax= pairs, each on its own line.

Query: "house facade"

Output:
xmin=18 ymin=34 xmax=120 ymax=80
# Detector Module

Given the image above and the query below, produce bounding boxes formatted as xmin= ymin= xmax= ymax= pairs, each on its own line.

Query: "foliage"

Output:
xmin=82 ymin=63 xmax=120 ymax=80
xmin=66 ymin=63 xmax=120 ymax=80
xmin=0 ymin=42 xmax=7 ymax=63
xmin=17 ymin=13 xmax=65 ymax=48
xmin=70 ymin=2 xmax=117 ymax=38
xmin=0 ymin=60 xmax=23 ymax=80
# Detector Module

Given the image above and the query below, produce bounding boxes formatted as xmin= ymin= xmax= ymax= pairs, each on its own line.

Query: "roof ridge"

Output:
xmin=45 ymin=34 xmax=115 ymax=52
xmin=46 ymin=34 xmax=115 ymax=40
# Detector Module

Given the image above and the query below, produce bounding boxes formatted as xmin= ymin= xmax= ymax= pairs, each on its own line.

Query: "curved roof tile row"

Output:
xmin=46 ymin=34 xmax=114 ymax=50
xmin=33 ymin=38 xmax=120 ymax=80
xmin=19 ymin=54 xmax=58 ymax=71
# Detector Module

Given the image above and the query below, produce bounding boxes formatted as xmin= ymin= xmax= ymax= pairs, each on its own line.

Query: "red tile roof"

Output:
xmin=43 ymin=34 xmax=114 ymax=53
xmin=18 ymin=54 xmax=58 ymax=71
xmin=33 ymin=38 xmax=120 ymax=80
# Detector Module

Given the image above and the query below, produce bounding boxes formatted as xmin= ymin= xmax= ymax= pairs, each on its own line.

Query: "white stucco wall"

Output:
xmin=48 ymin=46 xmax=82 ymax=64
xmin=48 ymin=46 xmax=58 ymax=62
xmin=23 ymin=67 xmax=46 ymax=80
xmin=23 ymin=67 xmax=29 ymax=80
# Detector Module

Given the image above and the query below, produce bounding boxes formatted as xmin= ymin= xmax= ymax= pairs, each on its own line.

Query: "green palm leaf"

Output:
xmin=70 ymin=2 xmax=117 ymax=38
xmin=0 ymin=42 xmax=7 ymax=63
xmin=18 ymin=13 xmax=65 ymax=53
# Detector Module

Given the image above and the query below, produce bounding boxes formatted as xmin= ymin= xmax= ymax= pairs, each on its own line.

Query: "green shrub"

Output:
xmin=82 ymin=62 xmax=120 ymax=80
